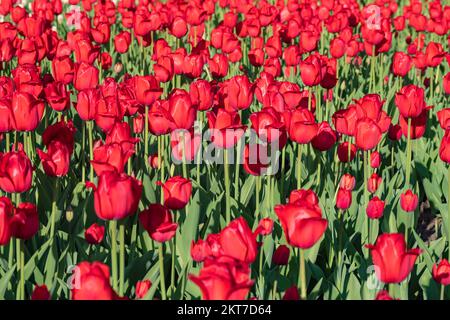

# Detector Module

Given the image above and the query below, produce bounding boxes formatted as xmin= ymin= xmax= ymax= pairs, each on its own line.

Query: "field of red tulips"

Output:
xmin=1 ymin=0 xmax=450 ymax=302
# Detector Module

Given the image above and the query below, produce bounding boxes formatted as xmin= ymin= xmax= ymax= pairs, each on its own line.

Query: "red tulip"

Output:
xmin=399 ymin=108 xmax=429 ymax=140
xmin=367 ymin=173 xmax=382 ymax=193
xmin=135 ymin=280 xmax=152 ymax=299
xmin=340 ymin=174 xmax=356 ymax=191
xmin=440 ymin=130 xmax=450 ymax=163
xmin=114 ymin=31 xmax=131 ymax=54
xmin=74 ymin=62 xmax=99 ymax=91
xmin=157 ymin=176 xmax=192 ymax=210
xmin=84 ymin=223 xmax=105 ymax=245
xmin=189 ymin=256 xmax=254 ymax=300
xmin=400 ymin=189 xmax=418 ymax=212
xmin=311 ymin=121 xmax=337 ymax=151
xmin=299 ymin=54 xmax=325 ymax=87
xmin=31 ymin=285 xmax=51 ymax=300
xmin=394 ymin=85 xmax=426 ymax=119
xmin=366 ymin=233 xmax=421 ymax=283
xmin=0 ymin=197 xmax=13 ymax=245
xmin=437 ymin=109 xmax=450 ymax=129
xmin=190 ymin=80 xmax=213 ymax=111
xmin=443 ymin=73 xmax=450 ymax=95
xmin=11 ymin=91 xmax=44 ymax=132
xmin=90 ymin=171 xmax=142 ymax=220
xmin=337 ymin=142 xmax=357 ymax=163
xmin=191 ymin=239 xmax=212 ymax=262
xmin=134 ymin=75 xmax=163 ymax=106
xmin=336 ymin=188 xmax=352 ymax=210
xmin=10 ymin=202 xmax=39 ymax=240
xmin=225 ymin=75 xmax=254 ymax=111
xmin=287 ymin=109 xmax=318 ymax=144
xmin=37 ymin=141 xmax=71 ymax=177
xmin=366 ymin=196 xmax=385 ymax=219
xmin=283 ymin=285 xmax=300 ymax=300
xmin=0 ymin=143 xmax=33 ymax=193
xmin=355 ymin=118 xmax=382 ymax=151
xmin=76 ymin=88 xmax=100 ymax=121
xmin=433 ymin=259 xmax=450 ymax=286
xmin=44 ymin=81 xmax=70 ymax=112
xmin=392 ymin=52 xmax=412 ymax=77
xmin=242 ymin=143 xmax=270 ymax=176
xmin=370 ymin=151 xmax=382 ymax=168
xmin=91 ymin=142 xmax=134 ymax=176
xmin=219 ymin=217 xmax=257 ymax=263
xmin=71 ymin=261 xmax=118 ymax=300
xmin=275 ymin=200 xmax=327 ymax=249
xmin=272 ymin=245 xmax=290 ymax=265
xmin=207 ymin=108 xmax=245 ymax=149
xmin=375 ymin=290 xmax=395 ymax=300
xmin=288 ymin=189 xmax=320 ymax=206
xmin=139 ymin=204 xmax=178 ymax=243
xmin=168 ymin=89 xmax=196 ymax=130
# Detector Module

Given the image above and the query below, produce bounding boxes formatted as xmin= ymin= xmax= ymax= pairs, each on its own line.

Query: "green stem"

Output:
xmin=158 ymin=243 xmax=167 ymax=300
xmin=299 ymin=248 xmax=307 ymax=300
xmin=280 ymin=147 xmax=286 ymax=199
xmin=255 ymin=176 xmax=261 ymax=218
xmin=81 ymin=122 xmax=86 ymax=183
xmin=119 ymin=221 xmax=125 ymax=297
xmin=224 ymin=148 xmax=231 ymax=224
xmin=144 ymin=106 xmax=149 ymax=160
xmin=441 ymin=284 xmax=445 ymax=300
xmin=16 ymin=238 xmax=23 ymax=300
xmin=110 ymin=220 xmax=118 ymax=292
xmin=170 ymin=212 xmax=177 ymax=297
xmin=88 ymin=121 xmax=94 ymax=182
xmin=297 ymin=144 xmax=303 ymax=189
xmin=405 ymin=118 xmax=412 ymax=187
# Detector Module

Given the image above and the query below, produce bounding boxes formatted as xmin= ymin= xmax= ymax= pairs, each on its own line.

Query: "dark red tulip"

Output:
xmin=10 ymin=202 xmax=38 ymax=240
xmin=84 ymin=223 xmax=105 ymax=245
xmin=311 ymin=121 xmax=337 ymax=151
xmin=0 ymin=197 xmax=13 ymax=245
xmin=139 ymin=204 xmax=177 ymax=243
xmin=31 ymin=285 xmax=51 ymax=300
xmin=272 ymin=245 xmax=290 ymax=265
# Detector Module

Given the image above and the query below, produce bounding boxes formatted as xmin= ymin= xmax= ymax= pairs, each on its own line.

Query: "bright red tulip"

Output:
xmin=84 ymin=223 xmax=105 ymax=245
xmin=157 ymin=176 xmax=192 ymax=210
xmin=139 ymin=204 xmax=177 ymax=243
xmin=400 ymin=189 xmax=418 ymax=212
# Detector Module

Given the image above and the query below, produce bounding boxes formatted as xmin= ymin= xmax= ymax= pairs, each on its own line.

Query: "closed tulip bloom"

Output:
xmin=0 ymin=144 xmax=33 ymax=193
xmin=0 ymin=197 xmax=13 ymax=245
xmin=114 ymin=31 xmax=131 ymax=54
xmin=10 ymin=202 xmax=39 ymax=240
xmin=37 ymin=141 xmax=71 ymax=177
xmin=332 ymin=106 xmax=358 ymax=136
xmin=330 ymin=37 xmax=346 ymax=59
xmin=157 ymin=176 xmax=192 ymax=210
xmin=226 ymin=75 xmax=254 ymax=111
xmin=90 ymin=171 xmax=142 ymax=220
xmin=311 ymin=121 xmax=337 ymax=151
xmin=219 ymin=217 xmax=257 ymax=263
xmin=300 ymin=54 xmax=325 ymax=87
xmin=135 ymin=280 xmax=152 ymax=299
xmin=11 ymin=91 xmax=44 ymax=132
xmin=437 ymin=108 xmax=450 ymax=129
xmin=242 ymin=143 xmax=270 ymax=176
xmin=148 ymin=100 xmax=173 ymax=136
xmin=370 ymin=151 xmax=381 ymax=168
xmin=340 ymin=174 xmax=356 ymax=191
xmin=71 ymin=261 xmax=118 ymax=300
xmin=249 ymin=107 xmax=287 ymax=146
xmin=283 ymin=286 xmax=300 ymax=300
xmin=272 ymin=245 xmax=290 ymax=265
xmin=74 ymin=62 xmax=99 ymax=91
xmin=394 ymin=85 xmax=426 ymax=119
xmin=425 ymin=42 xmax=445 ymax=67
xmin=76 ymin=88 xmax=100 ymax=121
xmin=190 ymin=79 xmax=213 ymax=111
xmin=139 ymin=204 xmax=177 ymax=243
xmin=443 ymin=73 xmax=450 ymax=95
xmin=91 ymin=142 xmax=134 ymax=176
xmin=134 ymin=75 xmax=163 ymax=106
xmin=388 ymin=124 xmax=402 ymax=141
xmin=367 ymin=173 xmax=382 ymax=193
xmin=31 ymin=285 xmax=50 ymax=300
xmin=275 ymin=200 xmax=327 ymax=249
xmin=336 ymin=188 xmax=352 ymax=210
xmin=400 ymin=189 xmax=418 ymax=212
xmin=207 ymin=108 xmax=245 ymax=149
xmin=439 ymin=130 xmax=450 ymax=163
xmin=191 ymin=239 xmax=212 ymax=262
xmin=189 ymin=256 xmax=254 ymax=300
xmin=366 ymin=196 xmax=385 ymax=219
xmin=208 ymin=53 xmax=228 ymax=78
xmin=366 ymin=233 xmax=421 ymax=283
xmin=287 ymin=109 xmax=318 ymax=144
xmin=52 ymin=56 xmax=74 ymax=84
xmin=288 ymin=189 xmax=320 ymax=206
xmin=171 ymin=16 xmax=187 ymax=38
xmin=392 ymin=52 xmax=412 ymax=77
xmin=375 ymin=290 xmax=395 ymax=300
xmin=337 ymin=142 xmax=357 ymax=163
xmin=355 ymin=118 xmax=382 ymax=151
xmin=433 ymin=259 xmax=450 ymax=286
xmin=168 ymin=89 xmax=196 ymax=130
xmin=44 ymin=81 xmax=70 ymax=112
xmin=84 ymin=223 xmax=105 ymax=245
xmin=154 ymin=55 xmax=174 ymax=83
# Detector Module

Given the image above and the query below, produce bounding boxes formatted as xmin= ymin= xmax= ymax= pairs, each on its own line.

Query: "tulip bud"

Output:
xmin=336 ymin=188 xmax=352 ymax=210
xmin=400 ymin=189 xmax=418 ymax=212
xmin=272 ymin=245 xmax=290 ymax=266
xmin=85 ymin=223 xmax=105 ymax=245
xmin=366 ymin=196 xmax=385 ymax=219
xmin=135 ymin=280 xmax=152 ymax=299
xmin=433 ymin=259 xmax=450 ymax=286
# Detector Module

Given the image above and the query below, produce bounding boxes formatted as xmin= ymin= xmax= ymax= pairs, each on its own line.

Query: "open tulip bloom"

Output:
xmin=0 ymin=0 xmax=449 ymax=303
